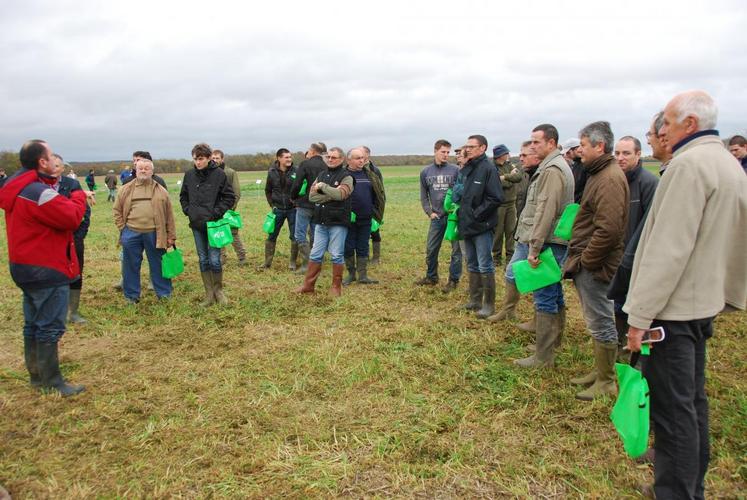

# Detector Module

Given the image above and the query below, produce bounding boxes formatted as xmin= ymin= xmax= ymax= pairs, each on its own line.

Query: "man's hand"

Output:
xmin=626 ymin=326 xmax=646 ymax=352
xmin=167 ymin=237 xmax=176 ymax=247
xmin=528 ymin=253 xmax=540 ymax=268
xmin=314 ymin=182 xmax=325 ymax=193
xmin=83 ymin=190 xmax=96 ymax=206
xmin=430 ymin=212 xmax=439 ymax=220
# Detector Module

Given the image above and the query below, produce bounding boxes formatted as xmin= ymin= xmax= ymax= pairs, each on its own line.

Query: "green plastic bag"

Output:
xmin=610 ymin=346 xmax=650 ymax=458
xmin=554 ymin=203 xmax=580 ymax=240
xmin=223 ymin=209 xmax=243 ymax=229
xmin=443 ymin=188 xmax=456 ymax=213
xmin=370 ymin=219 xmax=381 ymax=233
xmin=207 ymin=220 xmax=234 ymax=248
xmin=512 ymin=246 xmax=562 ymax=294
xmin=350 ymin=211 xmax=357 ymax=223
xmin=444 ymin=210 xmax=460 ymax=241
xmin=262 ymin=211 xmax=276 ymax=234
xmin=161 ymin=246 xmax=184 ymax=279
xmin=298 ymin=179 xmax=308 ymax=196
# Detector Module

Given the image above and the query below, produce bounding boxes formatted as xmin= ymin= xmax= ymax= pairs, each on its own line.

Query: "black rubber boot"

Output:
xmin=297 ymin=242 xmax=310 ymax=274
xmin=357 ymin=256 xmax=379 ymax=284
xmin=263 ymin=240 xmax=276 ymax=269
xmin=476 ymin=273 xmax=496 ymax=319
xmin=37 ymin=341 xmax=85 ymax=397
xmin=289 ymin=242 xmax=299 ymax=271
xmin=24 ymin=336 xmax=41 ymax=387
xmin=462 ymin=272 xmax=482 ymax=310
xmin=342 ymin=256 xmax=357 ymax=285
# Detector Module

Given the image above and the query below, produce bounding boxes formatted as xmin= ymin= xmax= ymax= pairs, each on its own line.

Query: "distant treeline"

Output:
xmin=0 ymin=150 xmax=437 ymax=176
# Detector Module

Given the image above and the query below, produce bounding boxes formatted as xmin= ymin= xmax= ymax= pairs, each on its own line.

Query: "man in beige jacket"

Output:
xmin=625 ymin=90 xmax=747 ymax=499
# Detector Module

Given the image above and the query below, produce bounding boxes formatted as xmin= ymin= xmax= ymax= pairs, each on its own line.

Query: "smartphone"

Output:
xmin=641 ymin=326 xmax=666 ymax=344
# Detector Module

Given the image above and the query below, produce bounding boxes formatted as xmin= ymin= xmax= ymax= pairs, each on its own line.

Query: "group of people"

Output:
xmin=1 ymin=89 xmax=745 ymax=499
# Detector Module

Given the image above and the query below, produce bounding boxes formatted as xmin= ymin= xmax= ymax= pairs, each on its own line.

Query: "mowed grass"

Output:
xmin=0 ymin=165 xmax=745 ymax=498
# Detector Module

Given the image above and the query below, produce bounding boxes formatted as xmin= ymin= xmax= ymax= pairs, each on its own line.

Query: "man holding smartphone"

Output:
xmin=624 ymin=90 xmax=747 ymax=499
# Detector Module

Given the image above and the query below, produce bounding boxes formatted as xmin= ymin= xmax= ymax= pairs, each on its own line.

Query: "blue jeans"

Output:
xmin=192 ymin=228 xmax=223 ymax=273
xmin=345 ymin=216 xmax=372 ymax=258
xmin=121 ymin=227 xmax=172 ymax=299
xmin=310 ymin=224 xmax=348 ymax=264
xmin=507 ymin=242 xmax=567 ymax=314
xmin=268 ymin=208 xmax=296 ymax=243
xmin=425 ymin=216 xmax=462 ymax=282
xmin=463 ymin=230 xmax=495 ymax=274
xmin=22 ymin=285 xmax=69 ymax=343
xmin=294 ymin=207 xmax=316 ymax=244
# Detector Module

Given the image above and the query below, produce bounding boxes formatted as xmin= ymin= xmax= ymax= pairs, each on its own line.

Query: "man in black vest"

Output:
xmin=295 ymin=147 xmax=354 ymax=297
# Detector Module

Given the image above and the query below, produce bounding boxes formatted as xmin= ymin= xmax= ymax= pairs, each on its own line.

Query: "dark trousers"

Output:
xmin=70 ymin=238 xmax=85 ymax=290
xmin=370 ymin=229 xmax=381 ymax=243
xmin=267 ymin=207 xmax=296 ymax=243
xmin=345 ymin=217 xmax=371 ymax=258
xmin=644 ymin=317 xmax=712 ymax=500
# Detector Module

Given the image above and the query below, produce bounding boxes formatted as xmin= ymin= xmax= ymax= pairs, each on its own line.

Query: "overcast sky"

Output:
xmin=1 ymin=0 xmax=745 ymax=161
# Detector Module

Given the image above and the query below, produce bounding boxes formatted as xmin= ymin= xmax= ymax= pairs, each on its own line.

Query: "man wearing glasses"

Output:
xmin=296 ymin=147 xmax=354 ymax=296
xmin=452 ymin=135 xmax=503 ymax=319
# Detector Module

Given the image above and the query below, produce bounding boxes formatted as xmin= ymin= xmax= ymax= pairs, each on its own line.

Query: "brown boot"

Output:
xmin=330 ymin=263 xmax=344 ymax=296
xmin=514 ymin=311 xmax=559 ymax=368
xmin=289 ymin=242 xmax=299 ymax=271
xmin=295 ymin=261 xmax=322 ymax=293
xmin=487 ymin=280 xmax=520 ymax=322
xmin=575 ymin=341 xmax=618 ymax=401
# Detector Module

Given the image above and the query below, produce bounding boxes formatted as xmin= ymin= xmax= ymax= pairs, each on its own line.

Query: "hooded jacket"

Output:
xmin=0 ymin=168 xmax=87 ymax=288
xmin=179 ymin=161 xmax=236 ymax=231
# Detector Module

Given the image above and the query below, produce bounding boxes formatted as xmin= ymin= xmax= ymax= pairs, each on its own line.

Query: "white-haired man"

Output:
xmin=625 ymin=90 xmax=747 ymax=499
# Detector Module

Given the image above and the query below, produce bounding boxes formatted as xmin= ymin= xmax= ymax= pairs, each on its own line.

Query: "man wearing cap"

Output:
xmin=491 ymin=144 xmax=523 ymax=266
xmin=104 ymin=169 xmax=118 ymax=202
xmin=563 ymin=138 xmax=586 ymax=203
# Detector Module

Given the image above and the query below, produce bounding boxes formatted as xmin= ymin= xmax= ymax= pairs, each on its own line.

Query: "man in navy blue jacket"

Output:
xmin=453 ymin=134 xmax=503 ymax=319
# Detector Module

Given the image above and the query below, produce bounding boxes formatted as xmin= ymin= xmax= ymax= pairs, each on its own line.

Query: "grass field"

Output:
xmin=0 ymin=165 xmax=744 ymax=498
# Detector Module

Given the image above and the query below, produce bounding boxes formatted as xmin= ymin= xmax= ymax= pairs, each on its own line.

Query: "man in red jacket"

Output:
xmin=0 ymin=140 xmax=93 ymax=397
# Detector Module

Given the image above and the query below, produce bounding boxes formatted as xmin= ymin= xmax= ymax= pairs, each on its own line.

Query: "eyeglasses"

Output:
xmin=462 ymin=145 xmax=478 ymax=149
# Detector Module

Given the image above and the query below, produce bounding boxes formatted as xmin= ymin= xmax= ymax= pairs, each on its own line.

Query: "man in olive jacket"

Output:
xmin=625 ymin=91 xmax=747 ymax=499
xmin=564 ymin=121 xmax=629 ymax=401
xmin=452 ymin=134 xmax=503 ymax=319
xmin=491 ymin=144 xmax=523 ymax=266
xmin=507 ymin=125 xmax=574 ymax=369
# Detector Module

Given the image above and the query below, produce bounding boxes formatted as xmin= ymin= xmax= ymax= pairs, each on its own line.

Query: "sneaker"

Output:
xmin=414 ymin=277 xmax=438 ymax=286
xmin=441 ymin=280 xmax=458 ymax=293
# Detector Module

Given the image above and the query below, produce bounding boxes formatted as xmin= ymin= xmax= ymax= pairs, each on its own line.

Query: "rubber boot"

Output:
xmin=297 ymin=242 xmax=310 ymax=274
xmin=515 ymin=311 xmax=559 ymax=368
xmin=476 ymin=273 xmax=496 ymax=319
xmin=37 ymin=341 xmax=85 ymax=397
xmin=295 ymin=261 xmax=322 ymax=293
xmin=487 ymin=280 xmax=520 ymax=322
xmin=371 ymin=241 xmax=381 ymax=265
xmin=289 ymin=242 xmax=299 ymax=271
xmin=200 ymin=271 xmax=215 ymax=306
xmin=24 ymin=336 xmax=41 ymax=387
xmin=576 ymin=341 xmax=618 ymax=401
xmin=263 ymin=240 xmax=276 ymax=269
xmin=212 ymin=271 xmax=228 ymax=305
xmin=342 ymin=256 xmax=357 ymax=285
xmin=556 ymin=305 xmax=566 ymax=348
xmin=517 ymin=313 xmax=536 ymax=332
xmin=462 ymin=272 xmax=482 ymax=310
xmin=330 ymin=263 xmax=344 ymax=297
xmin=68 ymin=288 xmax=87 ymax=324
xmin=357 ymin=257 xmax=378 ymax=284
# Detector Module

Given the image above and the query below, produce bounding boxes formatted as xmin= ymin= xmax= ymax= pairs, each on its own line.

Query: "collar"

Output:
xmin=466 ymin=153 xmax=487 ymax=168
xmin=624 ymin=161 xmax=643 ymax=181
xmin=583 ymin=153 xmax=615 ymax=175
xmin=672 ymin=129 xmax=719 ymax=154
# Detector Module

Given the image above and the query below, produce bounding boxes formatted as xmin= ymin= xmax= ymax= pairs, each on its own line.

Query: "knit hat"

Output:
xmin=493 ymin=144 xmax=509 ymax=157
